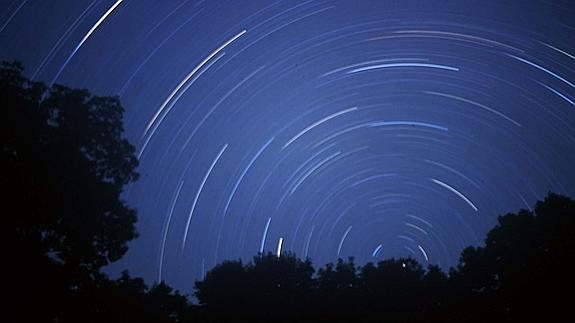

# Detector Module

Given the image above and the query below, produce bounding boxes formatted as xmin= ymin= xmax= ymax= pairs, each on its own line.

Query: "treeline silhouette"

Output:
xmin=3 ymin=61 xmax=574 ymax=322
xmin=195 ymin=192 xmax=574 ymax=322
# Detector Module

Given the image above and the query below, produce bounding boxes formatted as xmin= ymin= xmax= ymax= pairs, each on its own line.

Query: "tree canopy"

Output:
xmin=2 ymin=61 xmax=139 ymax=272
xmin=2 ymin=61 xmax=145 ymax=321
xmin=194 ymin=193 xmax=575 ymax=322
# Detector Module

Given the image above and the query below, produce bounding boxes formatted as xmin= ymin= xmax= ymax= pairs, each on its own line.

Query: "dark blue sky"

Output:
xmin=1 ymin=0 xmax=574 ymax=295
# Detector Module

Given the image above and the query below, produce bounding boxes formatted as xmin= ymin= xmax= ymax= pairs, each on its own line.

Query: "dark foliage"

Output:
xmin=2 ymin=62 xmax=139 ymax=271
xmin=3 ymin=61 xmax=574 ymax=322
xmin=194 ymin=193 xmax=575 ymax=322
xmin=2 ymin=62 xmax=187 ymax=322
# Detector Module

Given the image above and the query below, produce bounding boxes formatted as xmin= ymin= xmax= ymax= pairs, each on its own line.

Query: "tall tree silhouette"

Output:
xmin=2 ymin=61 xmax=139 ymax=321
xmin=450 ymin=192 xmax=575 ymax=322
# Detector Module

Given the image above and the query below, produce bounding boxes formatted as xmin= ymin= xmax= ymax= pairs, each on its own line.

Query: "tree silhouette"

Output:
xmin=193 ymin=192 xmax=574 ymax=322
xmin=2 ymin=61 xmax=141 ymax=321
xmin=2 ymin=61 xmax=139 ymax=271
xmin=314 ymin=257 xmax=358 ymax=319
xmin=86 ymin=271 xmax=189 ymax=323
xmin=195 ymin=252 xmax=315 ymax=321
xmin=247 ymin=252 xmax=315 ymax=312
xmin=450 ymin=192 xmax=575 ymax=322
xmin=194 ymin=259 xmax=247 ymax=310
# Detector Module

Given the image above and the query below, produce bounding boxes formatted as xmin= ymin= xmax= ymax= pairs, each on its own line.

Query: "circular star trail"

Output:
xmin=2 ymin=0 xmax=574 ymax=294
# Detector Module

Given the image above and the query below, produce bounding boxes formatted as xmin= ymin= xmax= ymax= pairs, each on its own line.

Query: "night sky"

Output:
xmin=2 ymin=0 xmax=574 ymax=295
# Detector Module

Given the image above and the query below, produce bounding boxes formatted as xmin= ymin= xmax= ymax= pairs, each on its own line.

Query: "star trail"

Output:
xmin=1 ymin=0 xmax=574 ymax=296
